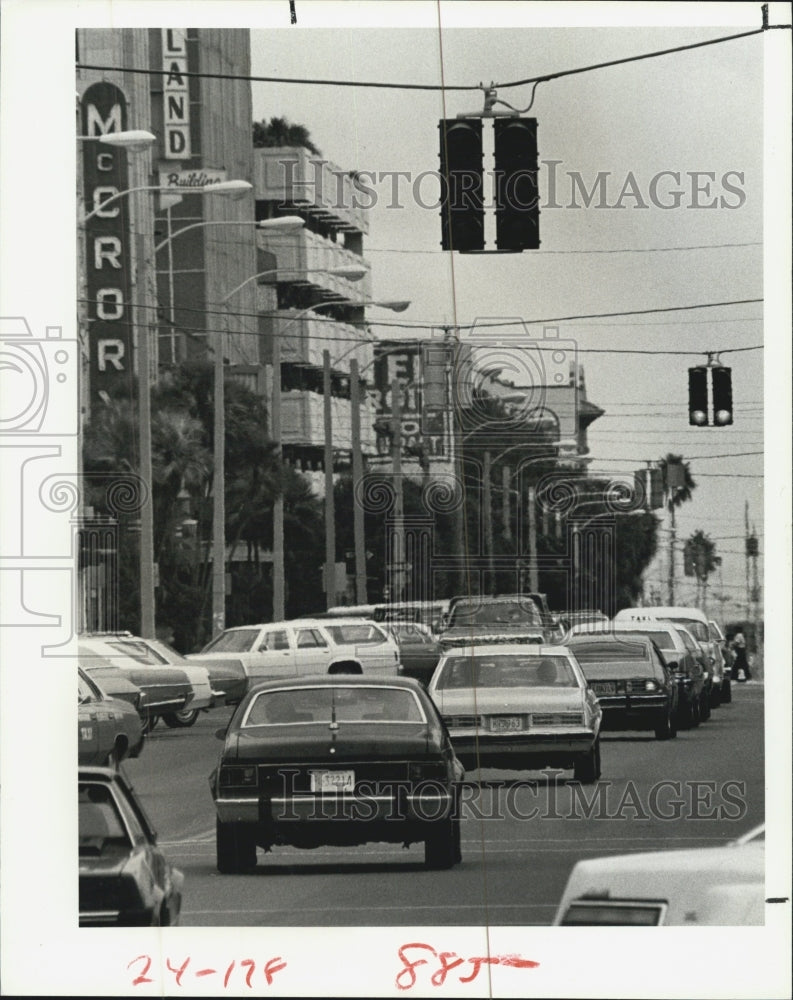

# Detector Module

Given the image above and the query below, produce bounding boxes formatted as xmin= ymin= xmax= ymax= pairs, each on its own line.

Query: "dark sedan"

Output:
xmin=79 ymin=766 xmax=184 ymax=926
xmin=565 ymin=634 xmax=679 ymax=740
xmin=385 ymin=621 xmax=444 ymax=685
xmin=210 ymin=676 xmax=465 ymax=873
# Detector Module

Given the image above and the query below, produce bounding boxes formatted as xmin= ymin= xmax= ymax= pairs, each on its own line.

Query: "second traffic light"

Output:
xmin=688 ymin=365 xmax=734 ymax=426
xmin=438 ymin=118 xmax=484 ymax=252
xmin=494 ymin=117 xmax=540 ymax=251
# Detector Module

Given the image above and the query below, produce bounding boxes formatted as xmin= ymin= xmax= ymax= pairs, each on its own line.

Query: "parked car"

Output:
xmin=613 ymin=607 xmax=726 ymax=708
xmin=79 ymin=634 xmax=195 ymax=733
xmin=427 ymin=643 xmax=603 ymax=781
xmin=708 ymin=620 xmax=733 ymax=702
xmin=384 ymin=621 xmax=444 ymax=685
xmin=78 ymin=668 xmax=144 ymax=767
xmin=563 ymin=620 xmax=706 ymax=728
xmin=79 ymin=766 xmax=184 ymax=926
xmin=553 ymin=824 xmax=765 ymax=926
xmin=99 ymin=633 xmax=238 ymax=726
xmin=565 ymin=633 xmax=679 ymax=739
xmin=373 ymin=600 xmax=452 ymax=634
xmin=190 ymin=617 xmax=400 ymax=686
xmin=437 ymin=593 xmax=552 ymax=648
xmin=209 ymin=675 xmax=465 ymax=872
xmin=556 ymin=609 xmax=608 ymax=632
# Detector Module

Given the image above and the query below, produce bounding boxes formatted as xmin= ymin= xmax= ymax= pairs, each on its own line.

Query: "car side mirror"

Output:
xmin=215 ymin=727 xmax=227 ymax=741
xmin=666 ymin=660 xmax=679 ymax=672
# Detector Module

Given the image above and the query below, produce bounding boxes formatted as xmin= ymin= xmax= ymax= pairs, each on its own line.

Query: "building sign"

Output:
xmin=158 ymin=167 xmax=229 ymax=191
xmin=373 ymin=341 xmax=446 ymax=460
xmin=80 ymin=82 xmax=134 ymax=408
xmin=162 ymin=29 xmax=191 ymax=161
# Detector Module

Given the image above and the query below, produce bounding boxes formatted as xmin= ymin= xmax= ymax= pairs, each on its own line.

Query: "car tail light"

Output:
xmin=219 ymin=765 xmax=257 ymax=788
xmin=628 ymin=679 xmax=659 ymax=692
xmin=531 ymin=713 xmax=585 ymax=726
xmin=443 ymin=715 xmax=481 ymax=729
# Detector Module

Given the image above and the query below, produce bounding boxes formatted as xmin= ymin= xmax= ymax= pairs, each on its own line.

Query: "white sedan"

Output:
xmin=553 ymin=824 xmax=765 ymax=926
xmin=427 ymin=644 xmax=603 ymax=782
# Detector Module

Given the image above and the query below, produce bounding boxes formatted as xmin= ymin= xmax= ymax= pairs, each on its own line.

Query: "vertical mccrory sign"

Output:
xmin=81 ymin=82 xmax=134 ymax=407
xmin=162 ymin=29 xmax=191 ymax=161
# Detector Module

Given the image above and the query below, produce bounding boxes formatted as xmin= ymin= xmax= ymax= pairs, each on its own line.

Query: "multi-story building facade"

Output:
xmin=253 ymin=146 xmax=376 ymax=490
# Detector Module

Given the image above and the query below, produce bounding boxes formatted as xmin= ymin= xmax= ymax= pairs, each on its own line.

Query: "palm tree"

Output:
xmin=658 ymin=453 xmax=697 ymax=603
xmin=687 ymin=529 xmax=721 ymax=612
xmin=253 ymin=116 xmax=322 ymax=155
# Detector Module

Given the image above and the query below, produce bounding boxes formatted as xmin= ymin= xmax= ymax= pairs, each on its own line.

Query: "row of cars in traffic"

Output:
xmin=78 ymin=595 xmax=757 ymax=927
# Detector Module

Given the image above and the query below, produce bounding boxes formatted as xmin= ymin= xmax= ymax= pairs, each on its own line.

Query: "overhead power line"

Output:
xmin=75 ymin=24 xmax=771 ymax=92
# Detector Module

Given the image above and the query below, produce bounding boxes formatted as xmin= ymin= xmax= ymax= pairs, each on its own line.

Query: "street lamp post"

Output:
xmin=79 ymin=177 xmax=254 ymax=637
xmin=217 ymin=264 xmax=372 ymax=625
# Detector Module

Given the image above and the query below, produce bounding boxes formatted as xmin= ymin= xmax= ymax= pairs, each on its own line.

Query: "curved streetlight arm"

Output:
xmin=81 ymin=180 xmax=253 ymax=224
xmin=155 ymin=216 xmax=305 ymax=254
xmin=80 ymin=184 xmax=167 ymax=223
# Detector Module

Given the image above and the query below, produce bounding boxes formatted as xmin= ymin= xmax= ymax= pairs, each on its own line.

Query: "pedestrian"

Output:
xmin=732 ymin=629 xmax=751 ymax=681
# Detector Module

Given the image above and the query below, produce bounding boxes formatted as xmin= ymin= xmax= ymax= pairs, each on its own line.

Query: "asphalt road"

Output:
xmin=123 ymin=682 xmax=764 ymax=927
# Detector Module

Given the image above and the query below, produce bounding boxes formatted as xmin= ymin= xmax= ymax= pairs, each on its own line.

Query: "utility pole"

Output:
xmin=501 ymin=464 xmax=512 ymax=541
xmin=527 ymin=485 xmax=539 ymax=592
xmin=134 ymin=225 xmax=156 ymax=639
xmin=483 ymin=449 xmax=493 ymax=593
xmin=349 ymin=358 xmax=367 ymax=604
xmin=323 ymin=349 xmax=336 ymax=609
xmin=212 ymin=306 xmax=227 ymax=637
xmin=271 ymin=330 xmax=285 ymax=620
xmin=390 ymin=378 xmax=405 ymax=603
xmin=443 ymin=327 xmax=466 ymax=593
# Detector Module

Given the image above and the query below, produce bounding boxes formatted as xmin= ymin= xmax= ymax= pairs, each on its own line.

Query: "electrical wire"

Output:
xmin=74 ymin=25 xmax=770 ymax=93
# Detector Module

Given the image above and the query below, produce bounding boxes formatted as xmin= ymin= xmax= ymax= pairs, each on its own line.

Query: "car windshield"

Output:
xmin=436 ymin=654 xmax=578 ymax=690
xmin=325 ymin=624 xmax=386 ymax=645
xmin=78 ymin=782 xmax=131 ymax=856
xmin=668 ymin=618 xmax=709 ymax=642
xmin=202 ymin=629 xmax=260 ymax=653
xmin=243 ymin=686 xmax=426 ymax=726
xmin=448 ymin=600 xmax=542 ymax=626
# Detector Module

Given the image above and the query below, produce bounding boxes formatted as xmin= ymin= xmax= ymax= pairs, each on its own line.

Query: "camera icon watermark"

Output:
xmin=0 ymin=317 xmax=78 ymax=436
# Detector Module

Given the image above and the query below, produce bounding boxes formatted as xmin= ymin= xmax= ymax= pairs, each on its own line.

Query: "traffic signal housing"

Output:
xmin=494 ymin=117 xmax=540 ymax=251
xmin=711 ymin=365 xmax=733 ymax=425
xmin=438 ymin=119 xmax=484 ymax=252
xmin=688 ymin=366 xmax=709 ymax=426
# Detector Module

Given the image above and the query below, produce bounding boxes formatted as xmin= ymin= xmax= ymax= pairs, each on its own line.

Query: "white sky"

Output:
xmin=248 ymin=11 xmax=770 ymax=611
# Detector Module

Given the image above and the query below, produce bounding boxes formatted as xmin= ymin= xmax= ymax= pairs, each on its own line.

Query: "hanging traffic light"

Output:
xmin=711 ymin=365 xmax=733 ymax=425
xmin=688 ymin=366 xmax=709 ymax=426
xmin=438 ymin=119 xmax=484 ymax=252
xmin=493 ymin=117 xmax=540 ymax=251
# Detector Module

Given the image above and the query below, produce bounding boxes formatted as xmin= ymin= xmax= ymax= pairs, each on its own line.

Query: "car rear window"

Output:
xmin=202 ymin=629 xmax=260 ymax=653
xmin=108 ymin=640 xmax=167 ymax=665
xmin=243 ymin=686 xmax=425 ymax=726
xmin=436 ymin=654 xmax=578 ymax=689
xmin=622 ymin=630 xmax=676 ymax=651
xmin=448 ymin=600 xmax=542 ymax=626
xmin=326 ymin=624 xmax=386 ymax=645
xmin=668 ymin=618 xmax=709 ymax=642
xmin=79 ymin=782 xmax=130 ymax=854
xmin=568 ymin=640 xmax=650 ymax=662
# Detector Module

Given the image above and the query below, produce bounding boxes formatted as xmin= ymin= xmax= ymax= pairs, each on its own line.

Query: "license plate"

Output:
xmin=310 ymin=770 xmax=355 ymax=793
xmin=490 ymin=716 xmax=523 ymax=732
xmin=592 ymin=682 xmax=617 ymax=696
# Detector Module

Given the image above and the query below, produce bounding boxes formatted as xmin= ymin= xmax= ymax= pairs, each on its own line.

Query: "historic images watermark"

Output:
xmin=273 ymin=156 xmax=748 ymax=212
xmin=269 ymin=773 xmax=748 ymax=823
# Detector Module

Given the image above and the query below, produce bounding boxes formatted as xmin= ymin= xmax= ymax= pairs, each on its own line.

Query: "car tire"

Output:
xmin=216 ymin=818 xmax=257 ymax=874
xmin=721 ymin=677 xmax=732 ymax=704
xmin=573 ymin=738 xmax=601 ymax=783
xmin=141 ymin=713 xmax=158 ymax=735
xmin=710 ymin=683 xmax=721 ymax=709
xmin=677 ymin=699 xmax=694 ymax=730
xmin=163 ymin=708 xmax=199 ymax=728
xmin=654 ymin=706 xmax=674 ymax=740
xmin=700 ymin=693 xmax=711 ymax=722
xmin=424 ymin=817 xmax=457 ymax=870
xmin=690 ymin=696 xmax=701 ymax=728
xmin=105 ymin=737 xmax=127 ymax=770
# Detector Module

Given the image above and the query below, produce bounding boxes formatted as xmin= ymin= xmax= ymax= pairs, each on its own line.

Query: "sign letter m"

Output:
xmin=85 ymin=103 xmax=123 ymax=136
